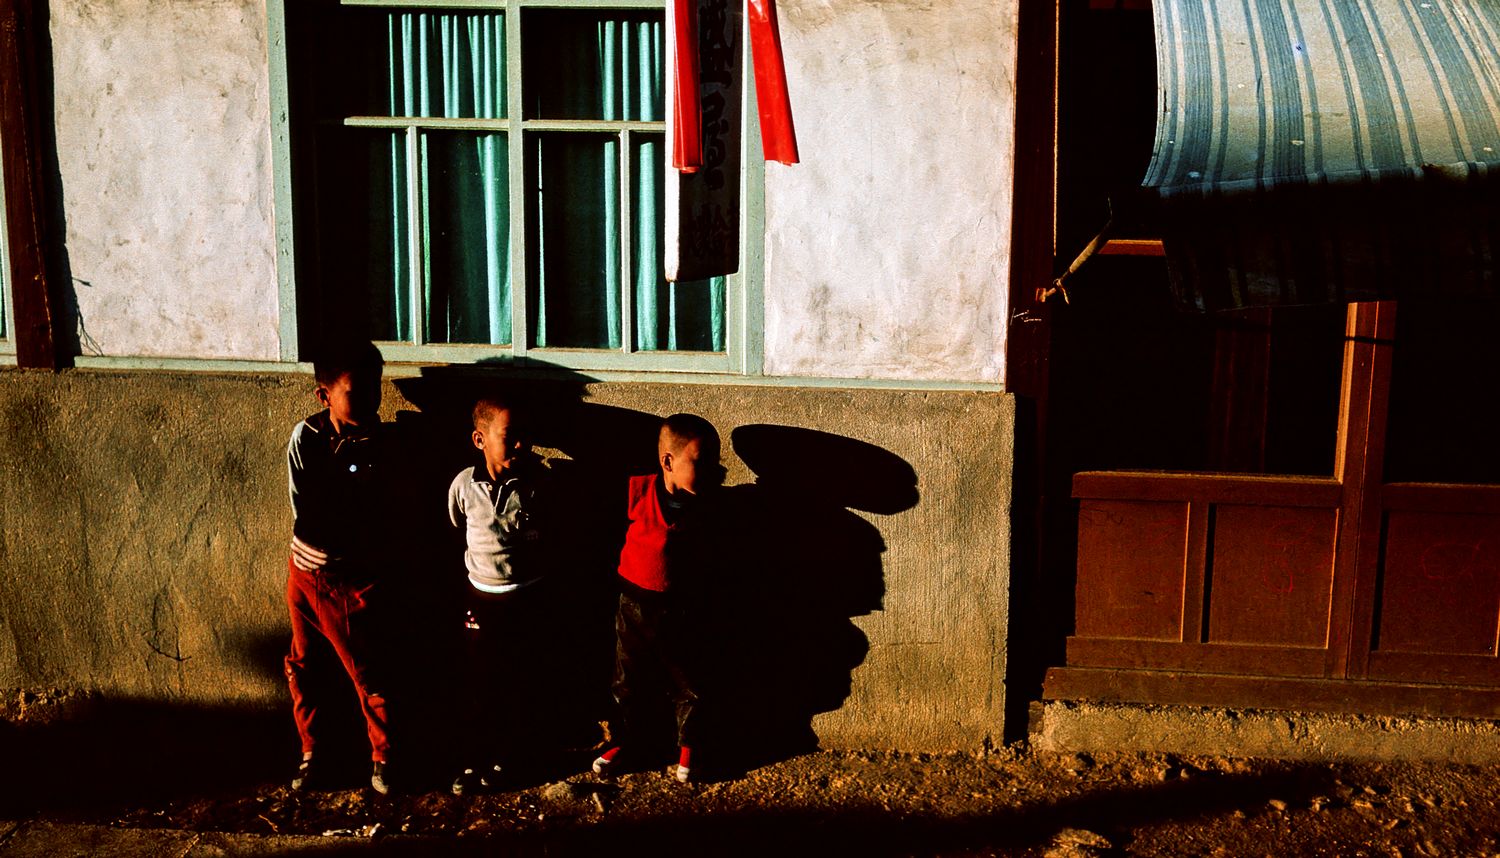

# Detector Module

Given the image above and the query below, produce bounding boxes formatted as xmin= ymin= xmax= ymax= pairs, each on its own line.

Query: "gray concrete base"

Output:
xmin=1033 ymin=699 xmax=1500 ymax=764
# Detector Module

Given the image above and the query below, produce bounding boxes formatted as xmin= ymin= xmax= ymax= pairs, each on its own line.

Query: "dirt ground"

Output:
xmin=12 ymin=743 xmax=1500 ymax=856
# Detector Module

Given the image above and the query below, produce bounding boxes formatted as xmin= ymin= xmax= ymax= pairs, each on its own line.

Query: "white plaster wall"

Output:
xmin=763 ymin=0 xmax=1018 ymax=383
xmin=51 ymin=0 xmax=278 ymax=361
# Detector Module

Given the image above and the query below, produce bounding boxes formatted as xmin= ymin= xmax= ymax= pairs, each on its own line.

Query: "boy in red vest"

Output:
xmin=593 ymin=413 xmax=725 ymax=783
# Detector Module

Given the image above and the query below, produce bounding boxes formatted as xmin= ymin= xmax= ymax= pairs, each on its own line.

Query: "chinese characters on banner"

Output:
xmin=666 ymin=0 xmax=797 ymax=282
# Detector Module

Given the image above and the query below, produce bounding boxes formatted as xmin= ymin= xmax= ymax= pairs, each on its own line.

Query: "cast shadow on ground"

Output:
xmin=0 ymin=698 xmax=292 ymax=817
xmin=15 ymin=760 xmax=1331 ymax=856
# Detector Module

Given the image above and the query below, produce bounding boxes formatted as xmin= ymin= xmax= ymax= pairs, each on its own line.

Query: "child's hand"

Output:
xmin=291 ymin=535 xmax=329 ymax=571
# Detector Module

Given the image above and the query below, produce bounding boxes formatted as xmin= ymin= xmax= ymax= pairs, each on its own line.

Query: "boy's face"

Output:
xmin=317 ymin=370 xmax=381 ymax=430
xmin=662 ymin=436 xmax=724 ymax=496
xmin=473 ymin=408 xmax=526 ymax=479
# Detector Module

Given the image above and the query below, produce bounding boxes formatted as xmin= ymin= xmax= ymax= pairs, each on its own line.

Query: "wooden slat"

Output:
xmin=1366 ymin=652 xmax=1500 ymax=687
xmin=1181 ymin=501 xmax=1210 ymax=643
xmin=1064 ymin=637 xmax=1329 ymax=676
xmin=1073 ymin=470 xmax=1342 ymax=507
xmin=1382 ymin=483 xmax=1500 ymax=514
xmin=1044 ymin=666 xmax=1500 ymax=720
xmin=1206 ymin=505 xmax=1338 ymax=649
xmin=1075 ymin=500 xmax=1191 ymax=641
xmin=1374 ymin=509 xmax=1500 ymax=657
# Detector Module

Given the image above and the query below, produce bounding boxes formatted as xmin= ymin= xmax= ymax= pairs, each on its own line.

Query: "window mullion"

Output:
xmin=405 ymin=124 xmax=425 ymax=346
xmin=620 ymin=128 xmax=633 ymax=353
xmin=507 ymin=10 xmax=528 ymax=357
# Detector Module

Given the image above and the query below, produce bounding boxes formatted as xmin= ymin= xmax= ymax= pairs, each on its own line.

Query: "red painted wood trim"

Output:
xmin=1043 ymin=666 xmax=1500 ymax=720
xmin=1366 ymin=651 xmax=1500 ymax=686
xmin=1181 ymin=501 xmax=1210 ymax=644
xmin=0 ymin=0 xmax=58 ymax=368
xmin=1335 ymin=302 xmax=1397 ymax=679
xmin=1064 ymin=637 xmax=1329 ymax=676
xmin=1005 ymin=0 xmax=1057 ymax=400
xmin=1073 ymin=471 xmax=1343 ymax=507
xmin=1382 ymin=482 xmax=1500 ymax=514
xmin=1095 ymin=239 xmax=1165 ymax=257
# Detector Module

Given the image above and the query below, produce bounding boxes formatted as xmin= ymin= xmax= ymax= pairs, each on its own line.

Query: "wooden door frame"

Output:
xmin=0 ymin=0 xmax=62 ymax=368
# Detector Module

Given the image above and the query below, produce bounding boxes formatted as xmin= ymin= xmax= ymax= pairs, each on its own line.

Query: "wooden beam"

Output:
xmin=1096 ymin=238 xmax=1165 ymax=257
xmin=1000 ymin=0 xmax=1060 ymax=744
xmin=0 ymin=0 xmax=59 ymax=368
xmin=1044 ymin=665 xmax=1500 ymax=720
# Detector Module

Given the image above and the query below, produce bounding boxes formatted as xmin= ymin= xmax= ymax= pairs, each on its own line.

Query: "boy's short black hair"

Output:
xmin=472 ymin=395 xmax=515 ymax=429
xmin=311 ymin=338 xmax=383 ymax=387
xmin=660 ymin=413 xmax=719 ymax=452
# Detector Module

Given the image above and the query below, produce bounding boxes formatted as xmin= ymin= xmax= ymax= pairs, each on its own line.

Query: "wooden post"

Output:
xmin=1001 ymin=0 xmax=1059 ymax=742
xmin=0 ymin=0 xmax=59 ymax=368
xmin=1327 ymin=300 xmax=1396 ymax=678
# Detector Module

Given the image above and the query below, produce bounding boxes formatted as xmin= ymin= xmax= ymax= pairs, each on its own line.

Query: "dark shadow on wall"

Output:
xmin=696 ymin=425 xmax=917 ymax=773
xmin=374 ymin=380 xmax=919 ymax=779
xmin=382 ymin=365 xmax=666 ymax=787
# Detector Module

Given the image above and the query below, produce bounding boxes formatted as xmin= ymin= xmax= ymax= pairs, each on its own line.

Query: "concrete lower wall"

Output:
xmin=0 ymin=368 xmax=1014 ymax=751
xmin=1034 ymin=700 xmax=1500 ymax=765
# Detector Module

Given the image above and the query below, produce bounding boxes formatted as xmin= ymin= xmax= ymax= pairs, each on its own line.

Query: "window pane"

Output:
xmin=421 ymin=132 xmax=512 ymax=345
xmin=630 ymin=133 xmax=725 ymax=352
xmin=388 ymin=11 xmax=507 ymax=119
xmin=527 ymin=132 xmax=621 ymax=349
xmin=1384 ymin=297 xmax=1500 ymax=484
xmin=312 ymin=128 xmax=411 ymax=342
xmin=522 ymin=10 xmax=663 ymax=121
xmin=315 ymin=10 xmax=507 ymax=119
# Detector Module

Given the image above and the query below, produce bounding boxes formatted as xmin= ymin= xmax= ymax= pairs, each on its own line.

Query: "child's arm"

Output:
xmin=447 ymin=470 xmax=468 ymax=530
xmin=286 ymin=426 xmax=329 ymax=571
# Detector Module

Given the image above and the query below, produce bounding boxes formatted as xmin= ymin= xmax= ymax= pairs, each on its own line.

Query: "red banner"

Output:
xmin=672 ymin=0 xmax=798 ymax=171
xmin=671 ymin=0 xmax=703 ymax=172
xmin=747 ymin=0 xmax=798 ymax=164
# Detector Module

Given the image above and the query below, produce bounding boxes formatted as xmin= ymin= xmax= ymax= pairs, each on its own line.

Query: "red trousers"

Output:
xmin=284 ymin=559 xmax=391 ymax=761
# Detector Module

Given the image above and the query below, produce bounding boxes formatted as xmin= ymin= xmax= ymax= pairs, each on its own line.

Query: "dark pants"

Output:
xmin=460 ymin=580 xmax=548 ymax=766
xmin=284 ymin=559 xmax=391 ymax=762
xmin=611 ymin=582 xmax=703 ymax=749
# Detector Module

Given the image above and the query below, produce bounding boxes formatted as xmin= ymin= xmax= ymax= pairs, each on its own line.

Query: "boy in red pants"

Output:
xmin=283 ymin=339 xmax=395 ymax=794
xmin=593 ymin=413 xmax=725 ymax=783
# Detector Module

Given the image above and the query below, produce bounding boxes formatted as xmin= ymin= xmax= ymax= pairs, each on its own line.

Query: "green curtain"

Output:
xmin=531 ymin=13 xmax=726 ymax=352
xmin=378 ymin=10 xmax=724 ymax=352
xmin=386 ymin=12 xmax=510 ymax=345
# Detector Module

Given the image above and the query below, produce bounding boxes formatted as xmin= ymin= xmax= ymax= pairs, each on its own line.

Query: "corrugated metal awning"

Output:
xmin=1145 ymin=0 xmax=1500 ymax=310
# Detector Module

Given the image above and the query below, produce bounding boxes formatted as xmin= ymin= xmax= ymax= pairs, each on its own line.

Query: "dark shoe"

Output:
xmin=451 ymin=767 xmax=482 ymax=796
xmin=371 ymin=761 xmax=391 ymax=795
xmin=591 ymin=746 xmax=623 ymax=776
xmin=290 ymin=757 xmax=318 ymax=791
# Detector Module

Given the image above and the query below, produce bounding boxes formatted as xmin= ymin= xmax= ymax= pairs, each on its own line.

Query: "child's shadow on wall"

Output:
xmin=702 ymin=425 xmax=918 ymax=772
xmin=387 ymin=370 xmax=657 ymax=783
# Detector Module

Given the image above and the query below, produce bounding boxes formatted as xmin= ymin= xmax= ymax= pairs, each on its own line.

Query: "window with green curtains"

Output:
xmin=291 ymin=0 xmax=729 ymax=367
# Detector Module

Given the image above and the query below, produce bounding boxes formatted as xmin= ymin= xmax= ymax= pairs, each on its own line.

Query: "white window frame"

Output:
xmin=268 ymin=0 xmax=763 ymax=375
